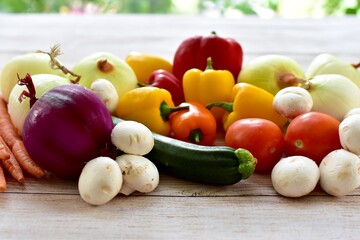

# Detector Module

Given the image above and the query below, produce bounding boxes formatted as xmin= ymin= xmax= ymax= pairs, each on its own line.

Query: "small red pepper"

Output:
xmin=147 ymin=70 xmax=184 ymax=106
xmin=169 ymin=102 xmax=217 ymax=146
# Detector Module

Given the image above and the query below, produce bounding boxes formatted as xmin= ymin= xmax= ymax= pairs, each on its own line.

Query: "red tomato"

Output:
xmin=225 ymin=118 xmax=285 ymax=173
xmin=284 ymin=112 xmax=342 ymax=165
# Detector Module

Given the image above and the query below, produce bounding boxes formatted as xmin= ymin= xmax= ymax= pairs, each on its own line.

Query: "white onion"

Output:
xmin=307 ymin=74 xmax=360 ymax=121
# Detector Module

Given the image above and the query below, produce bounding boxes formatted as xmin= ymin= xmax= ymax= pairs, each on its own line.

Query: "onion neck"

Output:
xmin=17 ymin=73 xmax=38 ymax=108
xmin=97 ymin=59 xmax=114 ymax=73
xmin=277 ymin=73 xmax=309 ymax=89
xmin=352 ymin=62 xmax=360 ymax=69
xmin=36 ymin=44 xmax=81 ymax=84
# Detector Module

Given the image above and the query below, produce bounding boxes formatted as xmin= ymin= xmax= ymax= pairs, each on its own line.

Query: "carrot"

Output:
xmin=0 ymin=136 xmax=24 ymax=184
xmin=0 ymin=94 xmax=19 ymax=148
xmin=0 ymin=164 xmax=6 ymax=192
xmin=12 ymin=140 xmax=45 ymax=177
xmin=0 ymin=94 xmax=45 ymax=179
xmin=0 ymin=141 xmax=9 ymax=192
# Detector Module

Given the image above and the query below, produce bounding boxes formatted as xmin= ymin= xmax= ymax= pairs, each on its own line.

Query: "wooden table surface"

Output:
xmin=1 ymin=14 xmax=360 ymax=240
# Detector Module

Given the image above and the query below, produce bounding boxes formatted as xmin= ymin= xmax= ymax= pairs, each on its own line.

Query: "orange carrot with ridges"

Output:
xmin=0 ymin=146 xmax=9 ymax=192
xmin=0 ymin=164 xmax=6 ymax=192
xmin=0 ymin=94 xmax=45 ymax=179
xmin=0 ymin=95 xmax=18 ymax=148
xmin=0 ymin=136 xmax=24 ymax=184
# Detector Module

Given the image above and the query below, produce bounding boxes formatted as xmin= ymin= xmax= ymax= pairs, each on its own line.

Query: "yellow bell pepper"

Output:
xmin=207 ymin=83 xmax=288 ymax=131
xmin=182 ymin=58 xmax=235 ymax=123
xmin=125 ymin=51 xmax=173 ymax=84
xmin=115 ymin=86 xmax=188 ymax=136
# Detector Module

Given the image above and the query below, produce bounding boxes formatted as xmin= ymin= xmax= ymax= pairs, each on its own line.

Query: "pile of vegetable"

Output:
xmin=0 ymin=32 xmax=360 ymax=205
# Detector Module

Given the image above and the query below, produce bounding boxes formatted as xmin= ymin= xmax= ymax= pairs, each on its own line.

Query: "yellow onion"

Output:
xmin=72 ymin=52 xmax=138 ymax=101
xmin=237 ymin=55 xmax=305 ymax=95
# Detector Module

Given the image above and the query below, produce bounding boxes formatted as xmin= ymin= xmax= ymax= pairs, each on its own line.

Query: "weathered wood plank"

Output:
xmin=1 ymin=193 xmax=360 ymax=240
xmin=5 ymin=173 xmax=360 ymax=197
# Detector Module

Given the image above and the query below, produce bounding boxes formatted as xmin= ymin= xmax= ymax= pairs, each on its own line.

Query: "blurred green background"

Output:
xmin=0 ymin=0 xmax=359 ymax=18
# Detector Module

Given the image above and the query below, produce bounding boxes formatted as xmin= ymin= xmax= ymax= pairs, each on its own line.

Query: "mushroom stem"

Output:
xmin=119 ymin=181 xmax=136 ymax=196
xmin=116 ymin=154 xmax=159 ymax=196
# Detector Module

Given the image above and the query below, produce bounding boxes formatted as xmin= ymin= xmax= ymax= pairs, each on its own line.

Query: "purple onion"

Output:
xmin=22 ymin=84 xmax=114 ymax=179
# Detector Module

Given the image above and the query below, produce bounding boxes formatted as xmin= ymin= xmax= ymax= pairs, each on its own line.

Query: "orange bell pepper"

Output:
xmin=207 ymin=83 xmax=288 ymax=131
xmin=169 ymin=102 xmax=217 ymax=146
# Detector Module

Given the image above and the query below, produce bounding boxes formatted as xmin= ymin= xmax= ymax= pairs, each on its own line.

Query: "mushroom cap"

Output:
xmin=271 ymin=156 xmax=320 ymax=197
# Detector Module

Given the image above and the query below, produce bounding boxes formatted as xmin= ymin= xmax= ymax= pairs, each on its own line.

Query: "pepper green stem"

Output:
xmin=189 ymin=129 xmax=203 ymax=143
xmin=234 ymin=148 xmax=257 ymax=180
xmin=206 ymin=102 xmax=233 ymax=113
xmin=206 ymin=57 xmax=214 ymax=70
xmin=160 ymin=101 xmax=189 ymax=121
xmin=137 ymin=82 xmax=147 ymax=87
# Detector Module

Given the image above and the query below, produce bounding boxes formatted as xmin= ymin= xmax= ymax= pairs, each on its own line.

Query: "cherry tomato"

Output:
xmin=225 ymin=118 xmax=285 ymax=173
xmin=284 ymin=112 xmax=341 ymax=165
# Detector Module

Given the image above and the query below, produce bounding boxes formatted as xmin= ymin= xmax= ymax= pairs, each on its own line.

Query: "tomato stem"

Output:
xmin=294 ymin=140 xmax=304 ymax=149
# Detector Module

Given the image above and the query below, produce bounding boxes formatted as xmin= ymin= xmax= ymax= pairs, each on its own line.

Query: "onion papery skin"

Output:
xmin=306 ymin=53 xmax=360 ymax=88
xmin=22 ymin=84 xmax=113 ymax=179
xmin=308 ymin=74 xmax=360 ymax=121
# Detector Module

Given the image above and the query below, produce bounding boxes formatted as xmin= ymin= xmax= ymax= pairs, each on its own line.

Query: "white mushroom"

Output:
xmin=344 ymin=107 xmax=360 ymax=119
xmin=273 ymin=86 xmax=313 ymax=120
xmin=111 ymin=120 xmax=154 ymax=156
xmin=319 ymin=149 xmax=360 ymax=197
xmin=116 ymin=154 xmax=159 ymax=196
xmin=339 ymin=114 xmax=360 ymax=155
xmin=78 ymin=157 xmax=122 ymax=205
xmin=90 ymin=78 xmax=119 ymax=113
xmin=271 ymin=156 xmax=320 ymax=197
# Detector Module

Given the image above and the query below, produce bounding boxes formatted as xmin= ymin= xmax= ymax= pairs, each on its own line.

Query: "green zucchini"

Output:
xmin=112 ymin=116 xmax=257 ymax=185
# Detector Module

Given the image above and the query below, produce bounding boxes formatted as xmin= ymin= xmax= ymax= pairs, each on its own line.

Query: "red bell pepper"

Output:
xmin=147 ymin=69 xmax=184 ymax=106
xmin=172 ymin=31 xmax=243 ymax=81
